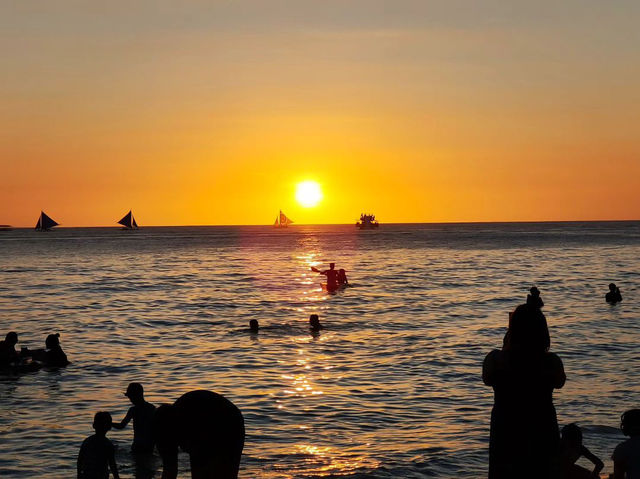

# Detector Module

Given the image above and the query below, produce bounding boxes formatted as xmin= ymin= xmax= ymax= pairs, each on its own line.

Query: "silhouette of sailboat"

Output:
xmin=273 ymin=210 xmax=293 ymax=228
xmin=35 ymin=211 xmax=59 ymax=231
xmin=117 ymin=210 xmax=139 ymax=230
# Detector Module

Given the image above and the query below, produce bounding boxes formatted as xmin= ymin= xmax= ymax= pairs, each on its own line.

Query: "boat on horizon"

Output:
xmin=0 ymin=225 xmax=12 ymax=231
xmin=356 ymin=213 xmax=379 ymax=229
xmin=117 ymin=210 xmax=139 ymax=230
xmin=273 ymin=210 xmax=293 ymax=228
xmin=35 ymin=211 xmax=59 ymax=231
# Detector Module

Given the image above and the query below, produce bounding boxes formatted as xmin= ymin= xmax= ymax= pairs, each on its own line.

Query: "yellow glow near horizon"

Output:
xmin=295 ymin=181 xmax=323 ymax=208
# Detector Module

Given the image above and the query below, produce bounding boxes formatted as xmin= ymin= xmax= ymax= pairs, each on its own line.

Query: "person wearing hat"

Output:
xmin=112 ymin=383 xmax=156 ymax=453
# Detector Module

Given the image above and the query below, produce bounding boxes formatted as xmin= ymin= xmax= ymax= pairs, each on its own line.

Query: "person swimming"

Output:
xmin=249 ymin=319 xmax=259 ymax=333
xmin=311 ymin=263 xmax=339 ymax=292
xmin=606 ymin=283 xmax=622 ymax=303
xmin=28 ymin=333 xmax=70 ymax=367
xmin=0 ymin=331 xmax=19 ymax=367
xmin=112 ymin=383 xmax=156 ymax=453
xmin=526 ymin=286 xmax=544 ymax=309
xmin=309 ymin=314 xmax=323 ymax=332
xmin=337 ymin=269 xmax=349 ymax=286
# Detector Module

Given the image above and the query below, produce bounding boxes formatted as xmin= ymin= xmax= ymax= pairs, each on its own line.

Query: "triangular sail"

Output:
xmin=279 ymin=210 xmax=293 ymax=225
xmin=36 ymin=211 xmax=58 ymax=230
xmin=132 ymin=216 xmax=138 ymax=228
xmin=118 ymin=211 xmax=133 ymax=229
xmin=274 ymin=217 xmax=279 ymax=226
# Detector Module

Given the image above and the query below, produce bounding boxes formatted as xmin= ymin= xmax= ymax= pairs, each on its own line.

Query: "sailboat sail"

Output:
xmin=274 ymin=210 xmax=293 ymax=227
xmin=117 ymin=210 xmax=138 ymax=229
xmin=35 ymin=211 xmax=59 ymax=231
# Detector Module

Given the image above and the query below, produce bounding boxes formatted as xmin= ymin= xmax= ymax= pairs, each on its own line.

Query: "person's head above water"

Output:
xmin=621 ymin=409 xmax=640 ymax=437
xmin=529 ymin=286 xmax=540 ymax=297
xmin=309 ymin=314 xmax=321 ymax=331
xmin=93 ymin=411 xmax=113 ymax=435
xmin=45 ymin=333 xmax=60 ymax=349
xmin=329 ymin=263 xmax=335 ymax=270
xmin=4 ymin=331 xmax=18 ymax=346
xmin=249 ymin=319 xmax=259 ymax=333
xmin=125 ymin=382 xmax=145 ymax=404
xmin=609 ymin=283 xmax=618 ymax=292
xmin=561 ymin=423 xmax=582 ymax=445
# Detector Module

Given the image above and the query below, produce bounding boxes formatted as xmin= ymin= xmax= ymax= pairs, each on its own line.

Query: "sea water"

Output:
xmin=0 ymin=222 xmax=638 ymax=478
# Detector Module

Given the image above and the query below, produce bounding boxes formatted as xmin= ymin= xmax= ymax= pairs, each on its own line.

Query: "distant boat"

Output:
xmin=35 ymin=211 xmax=59 ymax=231
xmin=356 ymin=213 xmax=379 ymax=229
xmin=0 ymin=225 xmax=12 ymax=231
xmin=273 ymin=210 xmax=293 ymax=228
xmin=117 ymin=210 xmax=139 ymax=230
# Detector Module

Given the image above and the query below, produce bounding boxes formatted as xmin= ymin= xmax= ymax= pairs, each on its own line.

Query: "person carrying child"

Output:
xmin=77 ymin=411 xmax=120 ymax=479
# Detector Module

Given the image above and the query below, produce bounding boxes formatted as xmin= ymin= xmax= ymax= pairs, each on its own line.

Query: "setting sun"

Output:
xmin=295 ymin=181 xmax=323 ymax=208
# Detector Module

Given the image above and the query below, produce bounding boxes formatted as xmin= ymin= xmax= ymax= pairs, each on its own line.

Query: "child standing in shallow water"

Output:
xmin=77 ymin=411 xmax=120 ymax=479
xmin=612 ymin=409 xmax=640 ymax=479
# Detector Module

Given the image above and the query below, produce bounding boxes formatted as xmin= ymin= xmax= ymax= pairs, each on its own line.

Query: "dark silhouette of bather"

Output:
xmin=0 ymin=331 xmax=19 ymax=367
xmin=309 ymin=314 xmax=323 ymax=332
xmin=311 ymin=263 xmax=339 ymax=292
xmin=527 ymin=286 xmax=544 ymax=309
xmin=484 ymin=304 xmax=566 ymax=479
xmin=612 ymin=409 xmax=640 ymax=479
xmin=559 ymin=423 xmax=603 ymax=478
xmin=77 ymin=411 xmax=120 ymax=479
xmin=249 ymin=319 xmax=259 ymax=333
xmin=154 ymin=390 xmax=245 ymax=479
xmin=606 ymin=283 xmax=622 ymax=303
xmin=112 ymin=382 xmax=156 ymax=453
xmin=337 ymin=268 xmax=348 ymax=286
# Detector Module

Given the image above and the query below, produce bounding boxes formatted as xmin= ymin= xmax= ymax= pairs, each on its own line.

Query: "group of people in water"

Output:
xmin=484 ymin=284 xmax=632 ymax=479
xmin=78 ymin=384 xmax=244 ymax=479
xmin=0 ymin=331 xmax=69 ymax=370
xmin=311 ymin=262 xmax=348 ymax=292
xmin=1 ymin=273 xmax=631 ymax=479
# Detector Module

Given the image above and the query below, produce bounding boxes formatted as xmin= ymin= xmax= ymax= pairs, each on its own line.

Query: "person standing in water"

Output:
xmin=527 ymin=286 xmax=544 ymax=309
xmin=77 ymin=411 xmax=120 ymax=479
xmin=606 ymin=283 xmax=623 ymax=303
xmin=112 ymin=383 xmax=156 ymax=453
xmin=153 ymin=390 xmax=245 ymax=479
xmin=311 ymin=263 xmax=339 ymax=292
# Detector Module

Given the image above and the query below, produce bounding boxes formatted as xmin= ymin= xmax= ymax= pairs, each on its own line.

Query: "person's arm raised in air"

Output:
xmin=580 ymin=445 xmax=604 ymax=477
xmin=111 ymin=409 xmax=132 ymax=430
xmin=310 ymin=267 xmax=328 ymax=276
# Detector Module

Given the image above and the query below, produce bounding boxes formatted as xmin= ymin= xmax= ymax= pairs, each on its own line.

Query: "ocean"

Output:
xmin=0 ymin=222 xmax=638 ymax=478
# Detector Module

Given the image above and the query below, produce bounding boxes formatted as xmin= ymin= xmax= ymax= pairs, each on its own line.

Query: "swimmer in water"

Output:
xmin=606 ymin=283 xmax=622 ymax=303
xmin=311 ymin=263 xmax=339 ymax=292
xmin=309 ymin=314 xmax=323 ymax=332
xmin=0 ymin=332 xmax=19 ymax=367
xmin=337 ymin=269 xmax=348 ymax=286
xmin=29 ymin=333 xmax=70 ymax=367
xmin=249 ymin=319 xmax=259 ymax=333
xmin=526 ymin=286 xmax=544 ymax=309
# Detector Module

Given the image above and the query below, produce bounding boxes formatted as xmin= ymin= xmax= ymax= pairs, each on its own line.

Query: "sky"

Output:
xmin=2 ymin=1 xmax=639 ymax=226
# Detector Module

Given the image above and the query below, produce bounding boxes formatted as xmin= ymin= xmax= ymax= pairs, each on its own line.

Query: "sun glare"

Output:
xmin=295 ymin=181 xmax=323 ymax=208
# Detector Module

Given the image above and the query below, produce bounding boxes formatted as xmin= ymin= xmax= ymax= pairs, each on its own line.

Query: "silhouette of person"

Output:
xmin=112 ymin=383 xmax=156 ymax=453
xmin=337 ymin=269 xmax=349 ymax=286
xmin=606 ymin=283 xmax=623 ymax=303
xmin=77 ymin=411 xmax=120 ymax=479
xmin=612 ymin=409 xmax=640 ymax=479
xmin=309 ymin=314 xmax=323 ymax=332
xmin=249 ymin=319 xmax=259 ymax=333
xmin=39 ymin=333 xmax=69 ymax=367
xmin=154 ymin=390 xmax=245 ymax=479
xmin=0 ymin=331 xmax=19 ymax=367
xmin=484 ymin=304 xmax=566 ymax=479
xmin=311 ymin=263 xmax=339 ymax=292
xmin=559 ymin=423 xmax=603 ymax=478
xmin=527 ymin=286 xmax=544 ymax=309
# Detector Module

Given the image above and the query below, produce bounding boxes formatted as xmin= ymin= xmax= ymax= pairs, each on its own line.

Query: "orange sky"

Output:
xmin=2 ymin=1 xmax=639 ymax=226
